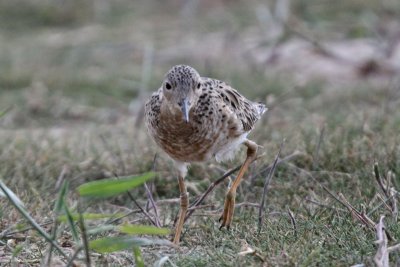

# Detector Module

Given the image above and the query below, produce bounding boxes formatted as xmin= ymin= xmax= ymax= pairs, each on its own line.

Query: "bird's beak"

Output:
xmin=180 ymin=98 xmax=190 ymax=123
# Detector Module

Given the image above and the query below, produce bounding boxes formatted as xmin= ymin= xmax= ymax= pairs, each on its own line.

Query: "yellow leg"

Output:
xmin=173 ymin=173 xmax=188 ymax=245
xmin=219 ymin=140 xmax=258 ymax=229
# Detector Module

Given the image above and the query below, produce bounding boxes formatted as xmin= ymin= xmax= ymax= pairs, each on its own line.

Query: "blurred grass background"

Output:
xmin=0 ymin=0 xmax=400 ymax=266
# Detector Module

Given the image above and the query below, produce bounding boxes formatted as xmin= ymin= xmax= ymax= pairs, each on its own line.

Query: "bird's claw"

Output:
xmin=219 ymin=196 xmax=235 ymax=230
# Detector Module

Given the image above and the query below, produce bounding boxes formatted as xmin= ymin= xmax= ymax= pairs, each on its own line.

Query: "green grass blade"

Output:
xmin=133 ymin=246 xmax=145 ymax=267
xmin=48 ymin=180 xmax=69 ymax=266
xmin=0 ymin=106 xmax=11 ymax=118
xmin=118 ymin=224 xmax=170 ymax=235
xmin=54 ymin=180 xmax=69 ymax=213
xmin=0 ymin=179 xmax=68 ymax=259
xmin=78 ymin=209 xmax=91 ymax=266
xmin=63 ymin=205 xmax=79 ymax=242
xmin=77 ymin=172 xmax=155 ymax=198
xmin=87 ymin=225 xmax=116 ymax=235
xmin=0 ymin=180 xmax=25 ymax=207
xmin=12 ymin=245 xmax=23 ymax=258
xmin=89 ymin=236 xmax=172 ymax=253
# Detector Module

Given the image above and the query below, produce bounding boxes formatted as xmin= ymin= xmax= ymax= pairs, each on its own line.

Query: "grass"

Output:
xmin=0 ymin=0 xmax=400 ymax=266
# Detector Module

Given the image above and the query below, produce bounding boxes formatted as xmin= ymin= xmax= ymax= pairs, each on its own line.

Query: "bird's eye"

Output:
xmin=197 ymin=83 xmax=201 ymax=89
xmin=165 ymin=82 xmax=172 ymax=90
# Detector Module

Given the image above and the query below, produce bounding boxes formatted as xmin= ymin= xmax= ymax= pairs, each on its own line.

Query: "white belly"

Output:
xmin=214 ymin=132 xmax=248 ymax=162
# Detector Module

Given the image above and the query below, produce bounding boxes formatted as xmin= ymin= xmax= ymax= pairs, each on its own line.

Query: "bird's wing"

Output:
xmin=203 ymin=78 xmax=266 ymax=132
xmin=145 ymin=88 xmax=163 ymax=128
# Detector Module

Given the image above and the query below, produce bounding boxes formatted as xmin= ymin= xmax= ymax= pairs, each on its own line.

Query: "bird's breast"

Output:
xmin=151 ymin=110 xmax=218 ymax=162
xmin=146 ymin=99 xmax=245 ymax=163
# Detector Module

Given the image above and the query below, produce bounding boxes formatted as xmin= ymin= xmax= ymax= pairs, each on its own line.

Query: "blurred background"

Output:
xmin=1 ymin=0 xmax=400 ymax=265
xmin=0 ymin=0 xmax=399 ymax=128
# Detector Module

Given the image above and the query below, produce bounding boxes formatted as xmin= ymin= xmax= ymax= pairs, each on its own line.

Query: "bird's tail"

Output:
xmin=257 ymin=103 xmax=267 ymax=117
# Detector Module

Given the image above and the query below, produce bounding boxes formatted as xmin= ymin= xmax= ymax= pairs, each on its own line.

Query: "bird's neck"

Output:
xmin=160 ymin=101 xmax=186 ymax=122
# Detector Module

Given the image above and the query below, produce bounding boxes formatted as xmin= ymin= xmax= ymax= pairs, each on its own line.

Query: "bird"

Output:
xmin=145 ymin=65 xmax=266 ymax=245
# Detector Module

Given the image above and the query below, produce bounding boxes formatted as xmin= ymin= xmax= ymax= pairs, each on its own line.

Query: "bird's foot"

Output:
xmin=219 ymin=190 xmax=236 ymax=230
xmin=172 ymin=226 xmax=182 ymax=245
xmin=172 ymin=192 xmax=189 ymax=245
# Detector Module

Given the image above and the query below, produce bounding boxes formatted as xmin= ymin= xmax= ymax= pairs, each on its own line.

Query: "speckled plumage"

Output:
xmin=145 ymin=65 xmax=266 ymax=163
xmin=144 ymin=65 xmax=267 ymax=244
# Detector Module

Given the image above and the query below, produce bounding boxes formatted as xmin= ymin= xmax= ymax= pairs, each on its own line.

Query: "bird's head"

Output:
xmin=162 ymin=65 xmax=202 ymax=123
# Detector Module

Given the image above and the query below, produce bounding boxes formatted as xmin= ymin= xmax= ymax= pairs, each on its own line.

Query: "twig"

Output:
xmin=144 ymin=154 xmax=161 ymax=227
xmin=128 ymin=193 xmax=157 ymax=226
xmin=284 ymin=162 xmax=395 ymax=239
xmin=237 ymin=241 xmax=265 ymax=261
xmin=287 ymin=208 xmax=297 ymax=238
xmin=373 ymin=163 xmax=398 ymax=218
xmin=367 ymin=194 xmax=397 ymax=217
xmin=235 ymin=202 xmax=261 ymax=209
xmin=0 ymin=220 xmax=53 ymax=239
xmin=258 ymin=140 xmax=284 ymax=233
xmin=184 ymin=164 xmax=242 ymax=222
xmin=373 ymin=216 xmax=400 ymax=266
xmin=188 ymin=202 xmax=262 ymax=217
xmin=338 ymin=193 xmax=375 ymax=231
xmin=311 ymin=170 xmax=352 ymax=178
xmin=390 ymin=187 xmax=398 ymax=221
xmin=388 ymin=243 xmax=400 ymax=253
xmin=339 ymin=193 xmax=395 ymax=241
xmin=106 ymin=209 xmax=141 ymax=224
xmin=374 ymin=216 xmax=389 ymax=267
xmin=376 ymin=194 xmax=395 ymax=213
xmin=386 ymin=171 xmax=399 ymax=220
xmin=187 ymin=153 xmax=264 ymax=217
xmin=113 ymin=173 xmax=157 ymax=226
xmin=305 ymin=197 xmax=347 ymax=212
xmin=155 ymin=198 xmax=180 ymax=205
xmin=286 ymin=162 xmax=349 ymax=210
xmin=374 ymin=163 xmax=390 ymax=200
xmin=250 ymin=150 xmax=303 ymax=183
xmin=54 ymin=165 xmax=69 ymax=192
xmin=184 ymin=150 xmax=298 ymax=223
xmin=188 ymin=204 xmax=215 ymax=211
xmin=201 ymin=202 xmax=260 ymax=213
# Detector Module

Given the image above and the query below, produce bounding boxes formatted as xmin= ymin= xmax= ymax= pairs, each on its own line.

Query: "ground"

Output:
xmin=0 ymin=0 xmax=400 ymax=266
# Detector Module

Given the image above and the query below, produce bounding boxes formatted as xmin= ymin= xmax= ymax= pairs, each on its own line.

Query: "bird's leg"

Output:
xmin=173 ymin=168 xmax=189 ymax=245
xmin=219 ymin=140 xmax=258 ymax=229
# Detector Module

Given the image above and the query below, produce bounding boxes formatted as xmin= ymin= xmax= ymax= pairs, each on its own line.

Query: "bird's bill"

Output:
xmin=180 ymin=98 xmax=190 ymax=123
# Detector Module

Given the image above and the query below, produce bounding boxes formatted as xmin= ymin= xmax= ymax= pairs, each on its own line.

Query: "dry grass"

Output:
xmin=0 ymin=0 xmax=400 ymax=266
